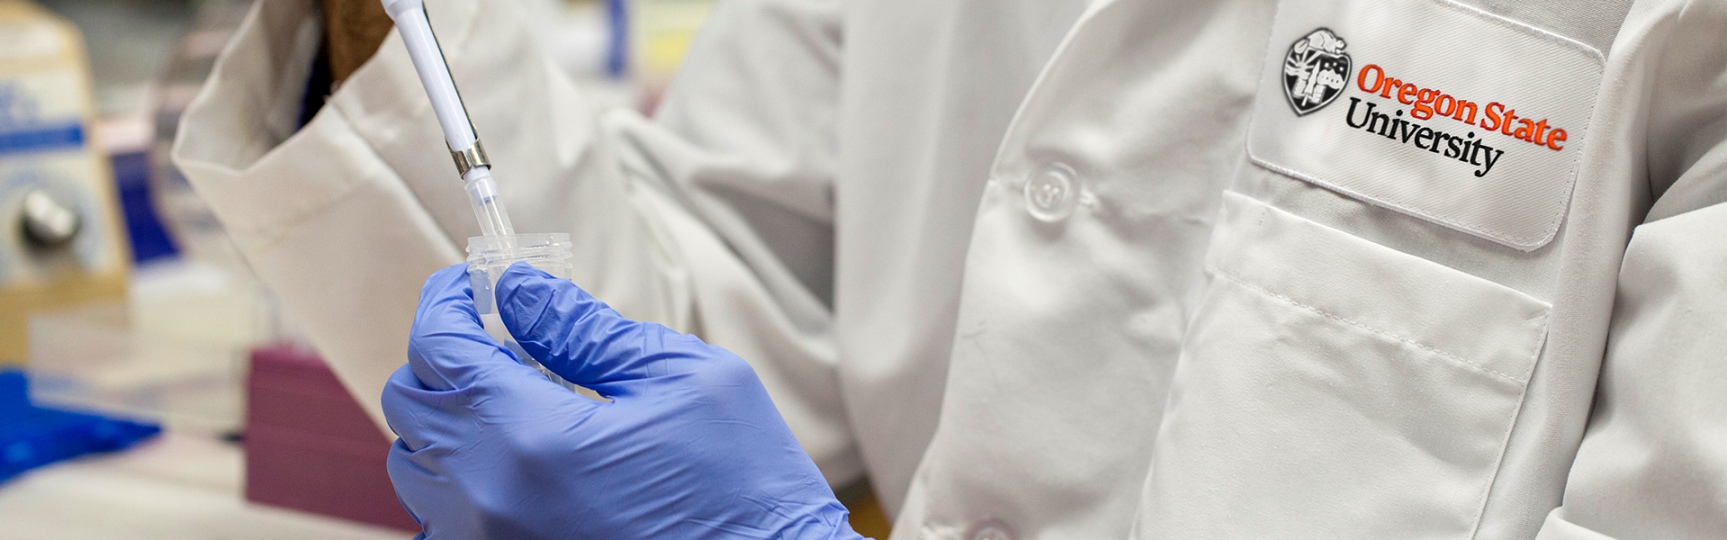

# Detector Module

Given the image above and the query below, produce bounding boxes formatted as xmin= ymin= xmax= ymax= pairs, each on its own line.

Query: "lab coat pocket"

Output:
xmin=1140 ymin=192 xmax=1549 ymax=539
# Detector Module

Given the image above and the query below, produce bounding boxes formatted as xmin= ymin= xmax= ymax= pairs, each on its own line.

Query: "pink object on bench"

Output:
xmin=245 ymin=343 xmax=417 ymax=532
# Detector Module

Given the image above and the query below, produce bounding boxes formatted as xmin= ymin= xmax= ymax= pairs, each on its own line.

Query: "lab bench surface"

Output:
xmin=0 ymin=431 xmax=406 ymax=539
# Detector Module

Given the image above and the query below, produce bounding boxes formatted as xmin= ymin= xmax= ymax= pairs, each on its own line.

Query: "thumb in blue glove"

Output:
xmin=382 ymin=262 xmax=866 ymax=539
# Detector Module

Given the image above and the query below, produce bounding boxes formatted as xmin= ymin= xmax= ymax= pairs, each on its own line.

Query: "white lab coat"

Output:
xmin=172 ymin=0 xmax=1727 ymax=537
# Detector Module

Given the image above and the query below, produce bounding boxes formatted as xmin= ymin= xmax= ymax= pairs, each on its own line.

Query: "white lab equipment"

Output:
xmin=381 ymin=0 xmax=513 ymax=240
xmin=384 ymin=0 xmax=585 ymax=389
xmin=0 ymin=0 xmax=129 ymax=365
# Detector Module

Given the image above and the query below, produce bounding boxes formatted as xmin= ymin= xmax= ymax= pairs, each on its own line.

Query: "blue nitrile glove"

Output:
xmin=382 ymin=263 xmax=865 ymax=540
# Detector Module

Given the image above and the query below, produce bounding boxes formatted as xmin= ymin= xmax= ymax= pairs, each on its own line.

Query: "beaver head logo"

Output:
xmin=1283 ymin=28 xmax=1351 ymax=116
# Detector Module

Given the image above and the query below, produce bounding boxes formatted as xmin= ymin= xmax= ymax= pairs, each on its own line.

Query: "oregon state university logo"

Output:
xmin=1282 ymin=28 xmax=1351 ymax=116
xmin=1278 ymin=25 xmax=1571 ymax=178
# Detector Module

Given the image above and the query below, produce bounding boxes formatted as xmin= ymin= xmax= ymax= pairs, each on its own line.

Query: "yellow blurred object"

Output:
xmin=0 ymin=0 xmax=131 ymax=365
xmin=631 ymin=0 xmax=713 ymax=108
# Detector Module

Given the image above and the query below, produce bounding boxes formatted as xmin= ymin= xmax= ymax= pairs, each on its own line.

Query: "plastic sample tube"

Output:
xmin=467 ymin=233 xmax=577 ymax=389
xmin=381 ymin=0 xmax=515 ymax=239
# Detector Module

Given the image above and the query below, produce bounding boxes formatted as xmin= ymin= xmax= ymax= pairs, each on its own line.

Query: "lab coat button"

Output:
xmin=1024 ymin=163 xmax=1080 ymax=222
xmin=968 ymin=520 xmax=1015 ymax=540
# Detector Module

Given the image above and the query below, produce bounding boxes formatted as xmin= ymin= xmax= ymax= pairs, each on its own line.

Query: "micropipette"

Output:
xmin=381 ymin=0 xmax=515 ymax=239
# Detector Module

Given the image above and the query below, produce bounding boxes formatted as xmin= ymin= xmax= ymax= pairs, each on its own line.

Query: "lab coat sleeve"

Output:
xmin=1534 ymin=2 xmax=1727 ymax=538
xmin=171 ymin=0 xmax=861 ymax=484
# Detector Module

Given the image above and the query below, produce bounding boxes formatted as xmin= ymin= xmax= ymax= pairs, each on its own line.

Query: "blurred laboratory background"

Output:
xmin=0 ymin=1 xmax=869 ymax=538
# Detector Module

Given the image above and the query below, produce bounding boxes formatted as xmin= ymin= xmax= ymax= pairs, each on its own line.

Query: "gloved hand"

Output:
xmin=382 ymin=263 xmax=865 ymax=539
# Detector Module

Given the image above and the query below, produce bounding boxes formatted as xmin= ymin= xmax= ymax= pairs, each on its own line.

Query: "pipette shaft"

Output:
xmin=382 ymin=0 xmax=515 ymax=238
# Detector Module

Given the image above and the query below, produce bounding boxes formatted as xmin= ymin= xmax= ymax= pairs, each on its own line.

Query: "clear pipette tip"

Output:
xmin=464 ymin=166 xmax=516 ymax=241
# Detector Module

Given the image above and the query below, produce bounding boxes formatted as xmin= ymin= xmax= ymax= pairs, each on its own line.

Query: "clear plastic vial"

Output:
xmin=467 ymin=233 xmax=576 ymax=388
